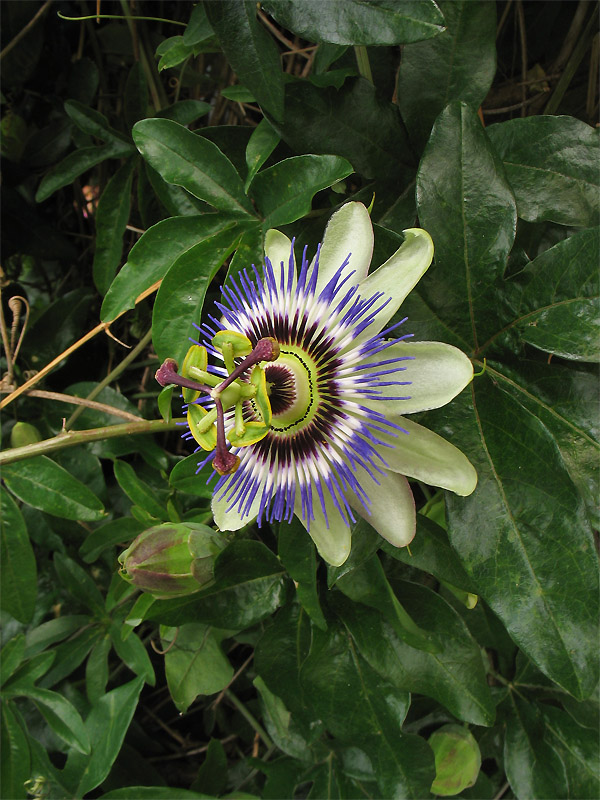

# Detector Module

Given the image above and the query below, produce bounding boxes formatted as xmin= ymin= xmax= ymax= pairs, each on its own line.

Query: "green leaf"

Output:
xmin=220 ymin=85 xmax=257 ymax=103
xmin=382 ymin=515 xmax=478 ymax=592
xmin=64 ymin=676 xmax=144 ymax=797
xmin=416 ymin=101 xmax=517 ymax=350
xmin=191 ymin=738 xmax=228 ymax=796
xmin=92 ymin=157 xmax=136 ymax=295
xmin=132 ymin=118 xmax=255 ymax=216
xmin=504 ymin=694 xmax=568 ymax=800
xmin=0 ymin=635 xmax=25 ymax=687
xmin=102 ymin=789 xmax=214 ymax=799
xmin=79 ymin=517 xmax=146 ymax=564
xmin=148 ymin=540 xmax=289 ymax=629
xmin=64 ymin=99 xmax=131 ymax=146
xmin=250 ymin=155 xmax=353 ymax=228
xmin=0 ymin=488 xmax=36 ymax=623
xmin=263 ymin=0 xmax=445 ymax=44
xmin=170 ymin=454 xmax=215 ymax=500
xmin=300 ymin=623 xmax=435 ymax=798
xmin=152 ymin=225 xmax=244 ymax=364
xmin=15 ymin=687 xmax=90 ymax=755
xmin=145 ymin=161 xmax=211 ymax=217
xmin=24 ymin=615 xmax=91 ymax=658
xmin=157 ymin=36 xmax=197 ymax=71
xmin=253 ymin=676 xmax=312 ymax=761
xmin=331 ymin=584 xmax=495 ymax=726
xmin=1 ymin=701 xmax=30 ymax=800
xmin=109 ymin=623 xmax=155 ymax=686
xmin=397 ymin=0 xmax=497 ymax=150
xmin=35 ymin=141 xmax=134 ymax=202
xmin=2 ymin=456 xmax=105 ymax=522
xmin=54 ymin=553 xmax=105 ymax=614
xmin=86 ymin=636 xmax=111 ymax=704
xmin=124 ymin=61 xmax=149 ymax=131
xmin=224 ymin=223 xmax=264 ymax=284
xmin=336 ymin=555 xmax=439 ymax=653
xmin=184 ymin=3 xmax=214 ymax=46
xmin=486 ymin=361 xmax=599 ymax=528
xmin=278 ymin=519 xmax=326 ymax=630
xmin=101 ymin=214 xmax=241 ymax=322
xmin=39 ymin=627 xmax=101 ymax=688
xmin=255 ymin=603 xmax=319 ymax=733
xmin=486 ymin=116 xmax=600 ymax=227
xmin=495 ymin=227 xmax=600 ymax=362
xmin=244 ymin=118 xmax=280 ymax=191
xmin=275 ymin=77 xmax=414 ymax=183
xmin=205 ymin=1 xmax=285 ymax=122
xmin=542 ymin=704 xmax=600 ymax=797
xmin=161 ymin=624 xmax=233 ymax=712
xmin=155 ymin=100 xmax=212 ymax=126
xmin=2 ymin=652 xmax=56 ymax=692
xmin=113 ymin=460 xmax=169 ymax=521
xmin=441 ymin=378 xmax=599 ymax=699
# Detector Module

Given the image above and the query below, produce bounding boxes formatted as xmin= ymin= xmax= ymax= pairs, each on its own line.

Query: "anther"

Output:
xmin=212 ymin=397 xmax=240 ymax=475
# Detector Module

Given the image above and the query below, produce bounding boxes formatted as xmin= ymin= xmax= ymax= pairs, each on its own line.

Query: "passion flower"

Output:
xmin=157 ymin=202 xmax=476 ymax=566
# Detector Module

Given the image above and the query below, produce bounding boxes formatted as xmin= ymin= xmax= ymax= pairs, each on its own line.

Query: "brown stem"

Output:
xmin=0 ymin=1 xmax=52 ymax=60
xmin=6 ymin=389 xmax=142 ymax=422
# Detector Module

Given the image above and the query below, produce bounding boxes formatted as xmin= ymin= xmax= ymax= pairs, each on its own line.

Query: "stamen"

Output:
xmin=213 ymin=397 xmax=241 ymax=475
xmin=155 ymin=359 xmax=212 ymax=394
xmin=215 ymin=337 xmax=280 ymax=395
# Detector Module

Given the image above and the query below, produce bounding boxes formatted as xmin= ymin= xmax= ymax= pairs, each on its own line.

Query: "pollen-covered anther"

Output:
xmin=155 ymin=358 xmax=179 ymax=387
xmin=213 ymin=450 xmax=241 ymax=475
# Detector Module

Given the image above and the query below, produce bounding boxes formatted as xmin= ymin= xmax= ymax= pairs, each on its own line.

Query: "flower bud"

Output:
xmin=118 ymin=523 xmax=229 ymax=599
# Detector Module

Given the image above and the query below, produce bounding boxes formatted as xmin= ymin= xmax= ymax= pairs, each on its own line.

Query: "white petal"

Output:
xmin=357 ymin=228 xmax=434 ymax=338
xmin=212 ymin=489 xmax=261 ymax=531
xmin=349 ymin=468 xmax=416 ymax=547
xmin=362 ymin=341 xmax=473 ymax=415
xmin=294 ymin=492 xmax=352 ymax=566
xmin=314 ymin=202 xmax=374 ymax=295
xmin=264 ymin=228 xmax=296 ymax=292
xmin=378 ymin=417 xmax=477 ymax=496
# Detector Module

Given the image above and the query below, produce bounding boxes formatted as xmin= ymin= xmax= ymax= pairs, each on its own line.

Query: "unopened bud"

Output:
xmin=118 ymin=523 xmax=229 ymax=599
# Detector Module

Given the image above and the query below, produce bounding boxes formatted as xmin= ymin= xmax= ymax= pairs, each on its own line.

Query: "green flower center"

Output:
xmin=267 ymin=347 xmax=320 ymax=434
